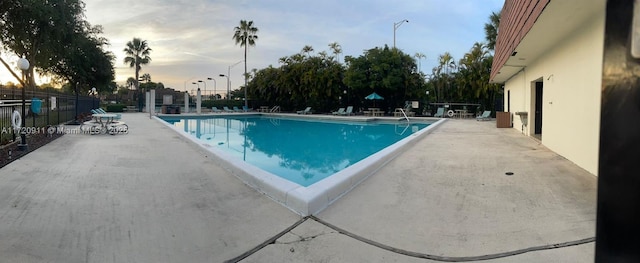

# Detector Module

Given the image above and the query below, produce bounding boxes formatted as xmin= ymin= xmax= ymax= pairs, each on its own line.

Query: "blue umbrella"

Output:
xmin=365 ymin=92 xmax=384 ymax=100
xmin=365 ymin=92 xmax=384 ymax=107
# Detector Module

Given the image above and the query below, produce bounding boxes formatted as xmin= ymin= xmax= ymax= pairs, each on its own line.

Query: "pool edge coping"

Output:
xmin=154 ymin=115 xmax=447 ymax=216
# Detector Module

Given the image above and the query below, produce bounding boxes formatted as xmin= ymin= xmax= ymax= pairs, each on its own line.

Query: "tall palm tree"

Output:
xmin=233 ymin=20 xmax=259 ymax=107
xmin=328 ymin=42 xmax=342 ymax=63
xmin=484 ymin=11 xmax=501 ymax=51
xmin=123 ymin=38 xmax=152 ymax=90
xmin=126 ymin=77 xmax=136 ymax=89
xmin=141 ymin=73 xmax=151 ymax=83
xmin=414 ymin=52 xmax=426 ymax=73
xmin=302 ymin=45 xmax=314 ymax=57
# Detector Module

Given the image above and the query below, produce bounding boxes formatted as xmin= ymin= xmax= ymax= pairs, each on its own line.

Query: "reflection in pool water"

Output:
xmin=162 ymin=116 xmax=430 ymax=187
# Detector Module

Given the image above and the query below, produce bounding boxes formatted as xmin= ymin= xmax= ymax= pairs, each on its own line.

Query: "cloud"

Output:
xmin=1 ymin=0 xmax=504 ymax=91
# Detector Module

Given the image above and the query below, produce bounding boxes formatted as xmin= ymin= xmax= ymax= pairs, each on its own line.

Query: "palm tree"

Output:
xmin=302 ymin=45 xmax=314 ymax=57
xmin=328 ymin=42 xmax=342 ymax=63
xmin=126 ymin=77 xmax=136 ymax=89
xmin=140 ymin=73 xmax=151 ymax=83
xmin=123 ymin=38 xmax=152 ymax=90
xmin=414 ymin=52 xmax=426 ymax=73
xmin=484 ymin=11 xmax=501 ymax=51
xmin=233 ymin=20 xmax=259 ymax=108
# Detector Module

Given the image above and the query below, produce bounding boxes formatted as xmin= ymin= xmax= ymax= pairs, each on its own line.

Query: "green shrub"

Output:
xmin=106 ymin=104 xmax=125 ymax=112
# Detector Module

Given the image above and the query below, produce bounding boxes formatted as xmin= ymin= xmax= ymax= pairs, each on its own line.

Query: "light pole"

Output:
xmin=207 ymin=77 xmax=216 ymax=100
xmin=220 ymin=60 xmax=243 ymax=102
xmin=197 ymin=80 xmax=207 ymax=100
xmin=344 ymin=89 xmax=348 ymax=106
xmin=183 ymin=76 xmax=196 ymax=92
xmin=425 ymin=90 xmax=430 ymax=115
xmin=90 ymin=87 xmax=98 ymax=109
xmin=192 ymin=82 xmax=199 ymax=90
xmin=218 ymin=74 xmax=229 ymax=100
xmin=17 ymin=58 xmax=29 ymax=150
xmin=393 ymin=19 xmax=409 ymax=49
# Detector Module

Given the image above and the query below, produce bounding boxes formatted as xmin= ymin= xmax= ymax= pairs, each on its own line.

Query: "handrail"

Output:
xmin=399 ymin=108 xmax=410 ymax=122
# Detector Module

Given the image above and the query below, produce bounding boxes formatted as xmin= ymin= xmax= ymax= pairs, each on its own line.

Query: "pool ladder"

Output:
xmin=398 ymin=108 xmax=410 ymax=122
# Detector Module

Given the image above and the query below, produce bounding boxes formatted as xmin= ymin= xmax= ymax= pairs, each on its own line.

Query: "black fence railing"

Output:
xmin=0 ymin=86 xmax=99 ymax=145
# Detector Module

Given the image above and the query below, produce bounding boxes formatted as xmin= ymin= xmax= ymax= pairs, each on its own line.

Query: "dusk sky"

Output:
xmin=1 ymin=0 xmax=504 ymax=95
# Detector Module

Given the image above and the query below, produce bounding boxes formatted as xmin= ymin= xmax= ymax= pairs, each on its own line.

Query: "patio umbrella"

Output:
xmin=365 ymin=92 xmax=384 ymax=106
xmin=365 ymin=92 xmax=384 ymax=100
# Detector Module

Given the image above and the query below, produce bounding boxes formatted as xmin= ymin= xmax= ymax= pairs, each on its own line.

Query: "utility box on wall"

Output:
xmin=496 ymin=112 xmax=511 ymax=128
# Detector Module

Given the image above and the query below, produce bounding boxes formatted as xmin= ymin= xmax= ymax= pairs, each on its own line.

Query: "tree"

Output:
xmin=484 ymin=11 xmax=501 ymax=51
xmin=247 ymin=43 xmax=345 ymax=112
xmin=140 ymin=73 xmax=151 ymax=83
xmin=0 ymin=0 xmax=91 ymax=89
xmin=344 ymin=45 xmax=421 ymax=110
xmin=123 ymin=38 xmax=152 ymax=90
xmin=328 ymin=42 xmax=342 ymax=63
xmin=126 ymin=77 xmax=136 ymax=89
xmin=302 ymin=45 xmax=314 ymax=57
xmin=414 ymin=52 xmax=426 ymax=73
xmin=233 ymin=20 xmax=258 ymax=108
xmin=42 ymin=23 xmax=115 ymax=95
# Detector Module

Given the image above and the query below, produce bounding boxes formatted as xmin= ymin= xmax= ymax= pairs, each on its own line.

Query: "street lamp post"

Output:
xmin=197 ymin=80 xmax=207 ymax=100
xmin=425 ymin=90 xmax=430 ymax=115
xmin=17 ymin=58 xmax=29 ymax=150
xmin=220 ymin=60 xmax=243 ymax=102
xmin=344 ymin=89 xmax=348 ymax=106
xmin=218 ymin=74 xmax=229 ymax=100
xmin=192 ymin=82 xmax=199 ymax=90
xmin=393 ymin=19 xmax=409 ymax=49
xmin=206 ymin=77 xmax=216 ymax=100
xmin=91 ymin=87 xmax=97 ymax=109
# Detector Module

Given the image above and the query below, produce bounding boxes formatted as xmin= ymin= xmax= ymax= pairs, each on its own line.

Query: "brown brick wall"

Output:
xmin=490 ymin=0 xmax=550 ymax=82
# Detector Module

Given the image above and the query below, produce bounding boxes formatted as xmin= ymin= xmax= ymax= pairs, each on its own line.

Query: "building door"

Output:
xmin=507 ymin=90 xmax=511 ymax=112
xmin=534 ymin=82 xmax=543 ymax=136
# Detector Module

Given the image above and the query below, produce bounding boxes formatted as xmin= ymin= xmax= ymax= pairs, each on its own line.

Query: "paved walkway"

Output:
xmin=0 ymin=113 xmax=597 ymax=262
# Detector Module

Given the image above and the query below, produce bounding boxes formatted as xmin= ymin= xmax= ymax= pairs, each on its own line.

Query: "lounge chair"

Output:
xmin=223 ymin=106 xmax=234 ymax=113
xmin=242 ymin=105 xmax=252 ymax=112
xmin=212 ymin=107 xmax=222 ymax=113
xmin=297 ymin=107 xmax=311 ymax=114
xmin=477 ymin=110 xmax=492 ymax=121
xmin=233 ymin=106 xmax=243 ymax=112
xmin=341 ymin=106 xmax=354 ymax=116
xmin=332 ymin=108 xmax=345 ymax=115
xmin=433 ymin=107 xmax=445 ymax=118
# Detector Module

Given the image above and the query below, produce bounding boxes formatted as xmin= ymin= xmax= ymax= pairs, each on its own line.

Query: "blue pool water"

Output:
xmin=161 ymin=115 xmax=431 ymax=187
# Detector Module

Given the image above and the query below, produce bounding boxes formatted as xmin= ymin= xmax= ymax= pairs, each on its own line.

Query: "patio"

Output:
xmin=0 ymin=113 xmax=596 ymax=262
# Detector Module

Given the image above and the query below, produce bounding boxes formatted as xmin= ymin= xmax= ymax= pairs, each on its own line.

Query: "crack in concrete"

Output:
xmin=274 ymin=231 xmax=337 ymax=245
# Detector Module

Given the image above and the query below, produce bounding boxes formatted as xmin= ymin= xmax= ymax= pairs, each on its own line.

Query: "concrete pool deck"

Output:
xmin=0 ymin=113 xmax=597 ymax=262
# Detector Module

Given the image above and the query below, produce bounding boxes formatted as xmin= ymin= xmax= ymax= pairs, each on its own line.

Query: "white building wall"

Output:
xmin=503 ymin=13 xmax=604 ymax=175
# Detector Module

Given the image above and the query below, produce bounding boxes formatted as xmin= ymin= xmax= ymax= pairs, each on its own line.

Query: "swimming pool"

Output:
xmin=157 ymin=114 xmax=445 ymax=215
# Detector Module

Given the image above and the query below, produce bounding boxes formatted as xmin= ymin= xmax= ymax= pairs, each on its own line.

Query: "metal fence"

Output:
xmin=0 ymin=86 xmax=99 ymax=145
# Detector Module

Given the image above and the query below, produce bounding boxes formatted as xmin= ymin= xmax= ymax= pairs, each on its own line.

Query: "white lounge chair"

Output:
xmin=433 ymin=107 xmax=445 ymax=118
xmin=341 ymin=106 xmax=353 ymax=116
xmin=297 ymin=107 xmax=311 ymax=114
xmin=332 ymin=108 xmax=345 ymax=115
xmin=477 ymin=111 xmax=492 ymax=121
